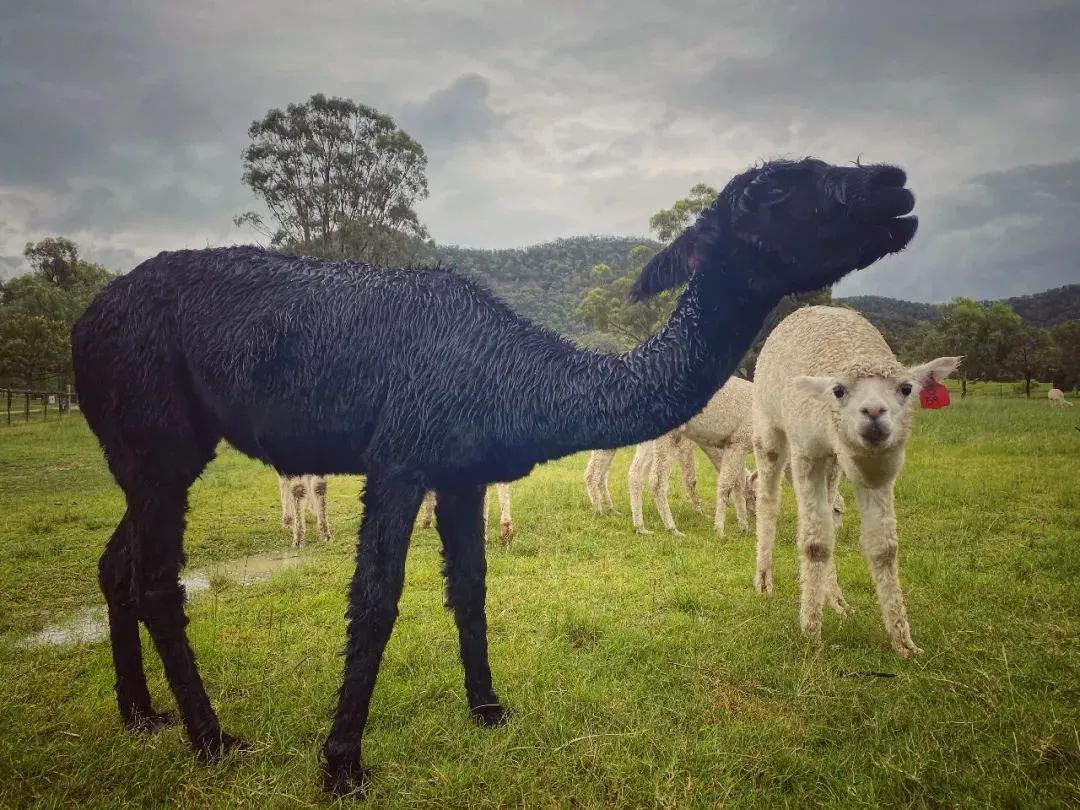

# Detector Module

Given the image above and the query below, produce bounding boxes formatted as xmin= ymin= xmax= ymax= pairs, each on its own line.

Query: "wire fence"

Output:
xmin=2 ymin=388 xmax=79 ymax=425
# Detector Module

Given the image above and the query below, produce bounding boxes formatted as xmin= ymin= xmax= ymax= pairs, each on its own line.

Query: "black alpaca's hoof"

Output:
xmin=125 ymin=709 xmax=176 ymax=734
xmin=471 ymin=703 xmax=512 ymax=727
xmin=193 ymin=731 xmax=251 ymax=763
xmin=322 ymin=759 xmax=371 ymax=799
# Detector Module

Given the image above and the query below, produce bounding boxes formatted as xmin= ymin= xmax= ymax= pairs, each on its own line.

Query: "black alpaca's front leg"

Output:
xmin=434 ymin=485 xmax=509 ymax=727
xmin=321 ymin=475 xmax=424 ymax=798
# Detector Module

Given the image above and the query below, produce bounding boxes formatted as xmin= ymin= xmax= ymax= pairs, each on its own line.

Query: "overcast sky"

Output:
xmin=1 ymin=0 xmax=1078 ymax=301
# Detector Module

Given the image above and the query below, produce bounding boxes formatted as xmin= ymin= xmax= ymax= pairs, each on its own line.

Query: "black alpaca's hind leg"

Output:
xmin=98 ymin=514 xmax=173 ymax=732
xmin=434 ymin=485 xmax=509 ymax=727
xmin=130 ymin=486 xmax=249 ymax=761
xmin=321 ymin=475 xmax=424 ymax=798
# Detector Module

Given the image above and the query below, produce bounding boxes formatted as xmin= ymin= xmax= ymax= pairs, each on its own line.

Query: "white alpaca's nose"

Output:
xmin=860 ymin=403 xmax=889 ymax=419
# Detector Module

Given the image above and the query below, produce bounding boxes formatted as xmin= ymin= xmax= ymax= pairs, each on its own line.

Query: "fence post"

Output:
xmin=43 ymin=394 xmax=49 ymax=421
xmin=5 ymin=389 xmax=10 ymax=426
xmin=24 ymin=389 xmax=30 ymax=422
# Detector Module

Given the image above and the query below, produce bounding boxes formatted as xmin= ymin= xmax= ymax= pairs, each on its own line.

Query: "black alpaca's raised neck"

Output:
xmin=543 ymin=239 xmax=783 ymax=454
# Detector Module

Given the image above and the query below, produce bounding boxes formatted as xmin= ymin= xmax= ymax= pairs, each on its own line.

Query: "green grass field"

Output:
xmin=0 ymin=397 xmax=1077 ymax=808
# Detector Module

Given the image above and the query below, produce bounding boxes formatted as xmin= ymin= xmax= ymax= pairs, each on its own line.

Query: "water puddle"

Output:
xmin=21 ymin=550 xmax=307 ymax=648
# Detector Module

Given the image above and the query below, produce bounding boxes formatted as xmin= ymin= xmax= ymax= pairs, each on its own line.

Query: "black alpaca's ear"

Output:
xmin=629 ymin=228 xmax=698 ymax=302
xmin=737 ymin=174 xmax=793 ymax=214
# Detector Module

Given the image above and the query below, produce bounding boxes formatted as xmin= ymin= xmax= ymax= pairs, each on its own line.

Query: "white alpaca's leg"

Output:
xmin=598 ymin=451 xmax=616 ymax=512
xmin=827 ymin=457 xmax=845 ymax=525
xmin=649 ymin=435 xmax=682 ymax=535
xmin=821 ymin=456 xmax=848 ymax=614
xmin=743 ymin=468 xmax=758 ymax=517
xmin=419 ymin=491 xmax=436 ymax=528
xmin=676 ymin=440 xmax=702 ymax=512
xmin=311 ymin=476 xmax=331 ymax=541
xmin=730 ymin=457 xmax=750 ymax=534
xmin=790 ymin=454 xmax=837 ymax=639
xmin=628 ymin=442 xmax=654 ymax=534
xmin=585 ymin=449 xmax=617 ymax=514
xmin=279 ymin=475 xmax=293 ymax=528
xmin=290 ymin=478 xmax=308 ymax=548
xmin=854 ymin=484 xmax=921 ymax=658
xmin=753 ymin=430 xmax=789 ymax=595
xmin=584 ymin=452 xmax=602 ymax=511
xmin=482 ymin=486 xmax=490 ymax=539
xmin=700 ymin=446 xmax=727 ymax=536
xmin=707 ymin=446 xmax=749 ymax=537
xmin=495 ymin=483 xmax=513 ymax=543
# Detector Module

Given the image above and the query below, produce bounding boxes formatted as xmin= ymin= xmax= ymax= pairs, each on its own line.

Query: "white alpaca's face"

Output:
xmin=826 ymin=375 xmax=915 ymax=451
xmin=795 ymin=356 xmax=962 ymax=452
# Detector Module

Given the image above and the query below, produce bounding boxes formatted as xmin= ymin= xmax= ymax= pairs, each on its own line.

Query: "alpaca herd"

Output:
xmin=73 ymin=156 xmax=930 ymax=797
xmin=280 ymin=476 xmax=515 ymax=546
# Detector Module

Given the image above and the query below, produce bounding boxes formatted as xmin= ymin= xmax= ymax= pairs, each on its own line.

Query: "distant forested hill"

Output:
xmin=430 ymin=234 xmax=1079 ymax=345
xmin=429 ymin=236 xmax=660 ymax=338
xmin=999 ymin=285 xmax=1080 ymax=327
xmin=831 ymin=295 xmax=943 ymax=350
xmin=836 ymin=285 xmax=1080 ymax=349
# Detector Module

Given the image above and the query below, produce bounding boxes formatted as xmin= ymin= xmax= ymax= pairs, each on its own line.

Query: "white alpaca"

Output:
xmin=419 ymin=484 xmax=514 ymax=543
xmin=278 ymin=474 xmax=331 ymax=547
xmin=751 ymin=305 xmax=960 ymax=658
xmin=1048 ymin=388 xmax=1073 ymax=407
xmin=585 ymin=440 xmax=700 ymax=515
xmin=631 ymin=377 xmax=756 ymax=536
xmin=626 ymin=430 xmax=757 ymax=536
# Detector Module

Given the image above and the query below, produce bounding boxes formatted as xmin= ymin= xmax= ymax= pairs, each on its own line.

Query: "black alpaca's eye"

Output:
xmin=832 ymin=384 xmax=846 ymax=399
xmin=899 ymin=382 xmax=913 ymax=397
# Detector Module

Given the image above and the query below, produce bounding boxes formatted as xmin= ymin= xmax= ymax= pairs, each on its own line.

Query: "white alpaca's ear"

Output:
xmin=907 ymin=356 xmax=962 ymax=387
xmin=793 ymin=375 xmax=838 ymax=398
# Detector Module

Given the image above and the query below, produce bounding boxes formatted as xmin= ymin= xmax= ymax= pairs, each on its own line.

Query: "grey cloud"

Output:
xmin=0 ymin=254 xmax=24 ymax=280
xmin=680 ymin=1 xmax=1080 ymax=112
xmin=936 ymin=161 xmax=1080 ymax=231
xmin=80 ymin=244 xmax=146 ymax=275
xmin=0 ymin=0 xmax=1077 ymax=303
xmin=836 ymin=160 xmax=1080 ymax=302
xmin=399 ymin=74 xmax=507 ymax=152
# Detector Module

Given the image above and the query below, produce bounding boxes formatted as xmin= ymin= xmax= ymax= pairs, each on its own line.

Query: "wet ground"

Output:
xmin=22 ymin=550 xmax=308 ymax=648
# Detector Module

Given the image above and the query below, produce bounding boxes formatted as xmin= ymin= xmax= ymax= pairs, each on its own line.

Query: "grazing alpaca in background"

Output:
xmin=72 ymin=156 xmax=918 ymax=796
xmin=279 ymin=474 xmax=331 ymax=547
xmin=751 ymin=305 xmax=959 ymax=657
xmin=1048 ymin=388 xmax=1073 ymax=407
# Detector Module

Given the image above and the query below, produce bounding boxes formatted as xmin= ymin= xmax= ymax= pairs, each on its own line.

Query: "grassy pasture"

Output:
xmin=0 ymin=396 xmax=1077 ymax=807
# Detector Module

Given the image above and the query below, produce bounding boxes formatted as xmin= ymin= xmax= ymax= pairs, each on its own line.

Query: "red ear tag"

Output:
xmin=919 ymin=379 xmax=950 ymax=409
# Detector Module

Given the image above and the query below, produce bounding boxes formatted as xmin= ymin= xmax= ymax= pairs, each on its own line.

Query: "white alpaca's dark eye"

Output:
xmin=899 ymin=383 xmax=913 ymax=397
xmin=832 ymin=384 xmax=846 ymax=399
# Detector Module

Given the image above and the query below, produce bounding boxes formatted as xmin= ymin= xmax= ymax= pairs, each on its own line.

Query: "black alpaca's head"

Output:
xmin=630 ymin=157 xmax=918 ymax=301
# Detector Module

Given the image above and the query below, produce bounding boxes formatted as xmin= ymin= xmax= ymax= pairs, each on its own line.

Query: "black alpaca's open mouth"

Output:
xmin=861 ymin=185 xmax=919 ymax=257
xmin=882 ymin=212 xmax=919 ymax=251
xmin=852 ymin=207 xmax=918 ymax=269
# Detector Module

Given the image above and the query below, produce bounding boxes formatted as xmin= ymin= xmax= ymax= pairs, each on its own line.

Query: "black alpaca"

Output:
xmin=72 ymin=157 xmax=917 ymax=796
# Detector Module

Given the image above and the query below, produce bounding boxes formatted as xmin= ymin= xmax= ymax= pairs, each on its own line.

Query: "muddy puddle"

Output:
xmin=21 ymin=550 xmax=308 ymax=648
